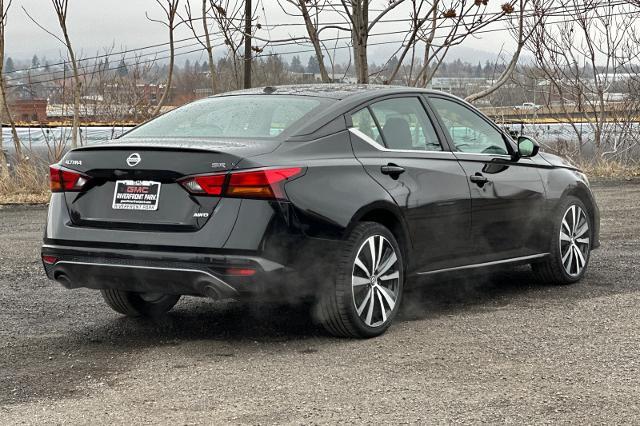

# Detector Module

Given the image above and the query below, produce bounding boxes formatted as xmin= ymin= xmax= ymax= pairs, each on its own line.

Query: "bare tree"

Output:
xmin=383 ymin=0 xmax=437 ymax=84
xmin=411 ymin=0 xmax=518 ymax=87
xmin=349 ymin=0 xmax=518 ymax=87
xmin=278 ymin=0 xmax=331 ymax=82
xmin=337 ymin=0 xmax=407 ymax=83
xmin=466 ymin=0 xmax=540 ymax=103
xmin=51 ymin=0 xmax=81 ymax=148
xmin=121 ymin=53 xmax=162 ymax=121
xmin=0 ymin=0 xmax=20 ymax=169
xmin=210 ymin=1 xmax=251 ymax=91
xmin=182 ymin=0 xmax=218 ymax=94
xmin=275 ymin=0 xmax=407 ymax=83
xmin=147 ymin=0 xmax=181 ymax=116
xmin=23 ymin=0 xmax=82 ymax=147
xmin=253 ymin=54 xmax=290 ymax=86
xmin=525 ymin=0 xmax=640 ymax=158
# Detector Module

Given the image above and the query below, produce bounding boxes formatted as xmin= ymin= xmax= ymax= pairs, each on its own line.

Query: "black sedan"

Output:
xmin=42 ymin=84 xmax=600 ymax=338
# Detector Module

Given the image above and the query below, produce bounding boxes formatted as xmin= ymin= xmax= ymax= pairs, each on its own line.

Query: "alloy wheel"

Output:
xmin=351 ymin=235 xmax=400 ymax=328
xmin=559 ymin=205 xmax=590 ymax=277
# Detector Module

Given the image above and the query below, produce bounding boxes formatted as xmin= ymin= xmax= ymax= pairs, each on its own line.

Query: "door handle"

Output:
xmin=469 ymin=173 xmax=489 ymax=186
xmin=381 ymin=164 xmax=405 ymax=177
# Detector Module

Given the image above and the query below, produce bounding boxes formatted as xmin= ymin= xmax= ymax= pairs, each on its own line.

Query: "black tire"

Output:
xmin=314 ymin=222 xmax=404 ymax=338
xmin=532 ymin=196 xmax=592 ymax=285
xmin=100 ymin=289 xmax=180 ymax=317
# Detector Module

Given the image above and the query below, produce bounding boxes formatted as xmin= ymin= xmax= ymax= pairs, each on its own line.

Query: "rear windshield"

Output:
xmin=122 ymin=95 xmax=331 ymax=139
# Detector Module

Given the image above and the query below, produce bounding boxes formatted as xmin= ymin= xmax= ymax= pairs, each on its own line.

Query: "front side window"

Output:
xmin=370 ymin=98 xmax=442 ymax=151
xmin=429 ymin=97 xmax=509 ymax=155
xmin=123 ymin=95 xmax=330 ymax=139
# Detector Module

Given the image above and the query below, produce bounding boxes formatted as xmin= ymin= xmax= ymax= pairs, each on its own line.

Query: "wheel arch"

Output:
xmin=346 ymin=201 xmax=412 ymax=269
xmin=562 ymin=182 xmax=596 ymax=221
xmin=560 ymin=181 xmax=600 ymax=248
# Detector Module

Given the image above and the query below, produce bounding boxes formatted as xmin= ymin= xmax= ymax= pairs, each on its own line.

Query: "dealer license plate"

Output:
xmin=112 ymin=180 xmax=161 ymax=211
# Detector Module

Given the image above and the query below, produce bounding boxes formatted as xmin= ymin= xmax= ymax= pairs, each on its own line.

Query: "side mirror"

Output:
xmin=517 ymin=136 xmax=539 ymax=158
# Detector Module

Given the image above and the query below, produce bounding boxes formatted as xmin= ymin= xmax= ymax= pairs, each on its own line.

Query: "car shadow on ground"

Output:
xmin=70 ymin=265 xmax=561 ymax=345
xmin=57 ymin=263 xmax=618 ymax=345
xmin=400 ymin=266 xmax=545 ymax=321
xmin=0 ymin=262 xmax=619 ymax=407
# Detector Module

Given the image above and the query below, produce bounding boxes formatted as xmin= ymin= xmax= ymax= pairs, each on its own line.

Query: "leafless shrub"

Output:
xmin=525 ymin=0 xmax=640 ymax=162
xmin=0 ymin=160 xmax=49 ymax=204
xmin=0 ymin=0 xmax=21 ymax=169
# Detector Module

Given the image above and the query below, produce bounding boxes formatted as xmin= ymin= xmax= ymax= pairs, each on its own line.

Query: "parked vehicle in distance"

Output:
xmin=515 ymin=102 xmax=542 ymax=110
xmin=42 ymin=84 xmax=600 ymax=338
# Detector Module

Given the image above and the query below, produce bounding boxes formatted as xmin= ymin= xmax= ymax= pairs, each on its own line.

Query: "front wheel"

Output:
xmin=314 ymin=222 xmax=404 ymax=338
xmin=100 ymin=289 xmax=180 ymax=317
xmin=532 ymin=196 xmax=592 ymax=285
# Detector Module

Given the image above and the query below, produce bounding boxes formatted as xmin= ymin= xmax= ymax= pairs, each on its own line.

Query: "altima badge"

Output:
xmin=127 ymin=153 xmax=141 ymax=167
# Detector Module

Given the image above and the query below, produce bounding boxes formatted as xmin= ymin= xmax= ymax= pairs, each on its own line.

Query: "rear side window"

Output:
xmin=351 ymin=107 xmax=382 ymax=144
xmin=123 ymin=95 xmax=331 ymax=139
xmin=370 ymin=98 xmax=442 ymax=151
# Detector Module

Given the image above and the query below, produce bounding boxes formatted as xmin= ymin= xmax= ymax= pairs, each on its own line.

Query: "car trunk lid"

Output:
xmin=59 ymin=138 xmax=280 ymax=231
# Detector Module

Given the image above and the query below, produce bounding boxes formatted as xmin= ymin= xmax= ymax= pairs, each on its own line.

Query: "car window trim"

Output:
xmin=424 ymin=94 xmax=517 ymax=158
xmin=349 ymin=127 xmax=456 ymax=157
xmin=367 ymin=105 xmax=387 ymax=147
xmin=347 ymin=94 xmax=449 ymax=154
xmin=450 ymin=152 xmax=514 ymax=161
xmin=420 ymin=96 xmax=456 ymax=152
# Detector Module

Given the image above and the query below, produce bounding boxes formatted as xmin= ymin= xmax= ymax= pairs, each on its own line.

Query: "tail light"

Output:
xmin=226 ymin=168 xmax=303 ymax=199
xmin=179 ymin=167 xmax=304 ymax=200
xmin=49 ymin=164 xmax=89 ymax=192
xmin=41 ymin=255 xmax=58 ymax=265
xmin=179 ymin=174 xmax=226 ymax=196
xmin=225 ymin=268 xmax=257 ymax=277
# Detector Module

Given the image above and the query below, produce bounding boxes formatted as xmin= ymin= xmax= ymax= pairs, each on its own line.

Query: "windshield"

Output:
xmin=123 ymin=95 xmax=331 ymax=139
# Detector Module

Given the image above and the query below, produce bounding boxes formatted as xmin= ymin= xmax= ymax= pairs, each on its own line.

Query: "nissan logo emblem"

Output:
xmin=126 ymin=153 xmax=141 ymax=167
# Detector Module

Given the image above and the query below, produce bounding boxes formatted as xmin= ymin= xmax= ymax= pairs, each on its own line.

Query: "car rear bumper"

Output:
xmin=41 ymin=244 xmax=315 ymax=300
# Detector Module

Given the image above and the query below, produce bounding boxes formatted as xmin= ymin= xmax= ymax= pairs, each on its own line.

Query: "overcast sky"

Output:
xmin=5 ymin=0 xmax=516 ymax=65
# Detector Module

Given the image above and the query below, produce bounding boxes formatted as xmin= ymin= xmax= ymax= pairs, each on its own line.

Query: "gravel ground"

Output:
xmin=1 ymin=181 xmax=639 ymax=424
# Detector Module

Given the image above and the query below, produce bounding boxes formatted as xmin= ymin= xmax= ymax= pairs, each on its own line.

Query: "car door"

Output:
xmin=427 ymin=95 xmax=546 ymax=260
xmin=347 ymin=95 xmax=472 ymax=272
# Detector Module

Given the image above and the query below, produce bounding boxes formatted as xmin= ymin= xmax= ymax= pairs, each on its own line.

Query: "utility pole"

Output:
xmin=243 ymin=0 xmax=252 ymax=89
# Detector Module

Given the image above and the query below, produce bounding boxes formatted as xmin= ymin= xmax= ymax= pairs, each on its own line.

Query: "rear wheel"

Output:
xmin=100 ymin=289 xmax=180 ymax=317
xmin=315 ymin=222 xmax=404 ymax=338
xmin=532 ymin=196 xmax=592 ymax=285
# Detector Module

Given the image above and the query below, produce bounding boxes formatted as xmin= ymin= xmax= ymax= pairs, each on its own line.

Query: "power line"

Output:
xmin=6 ymin=0 xmax=626 ymax=76
xmin=5 ymin=39 xmax=206 ymax=83
xmin=254 ymin=6 xmax=634 ymax=59
xmin=4 ymin=34 xmax=212 ymax=76
xmin=4 ymin=0 xmax=632 ymax=86
xmin=255 ymin=2 xmax=632 ymax=54
xmin=10 ymin=2 xmax=626 ymax=90
xmin=5 ymin=44 xmax=221 ymax=88
xmin=258 ymin=0 xmax=628 ymax=29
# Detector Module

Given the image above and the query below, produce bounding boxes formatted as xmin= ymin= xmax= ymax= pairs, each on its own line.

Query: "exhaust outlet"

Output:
xmin=54 ymin=272 xmax=73 ymax=289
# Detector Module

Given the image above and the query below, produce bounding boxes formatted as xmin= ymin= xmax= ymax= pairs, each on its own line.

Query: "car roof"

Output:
xmin=211 ymin=84 xmax=438 ymax=101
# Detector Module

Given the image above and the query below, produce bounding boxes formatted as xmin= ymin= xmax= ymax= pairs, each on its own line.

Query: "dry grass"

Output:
xmin=0 ymin=162 xmax=50 ymax=204
xmin=578 ymin=159 xmax=640 ymax=179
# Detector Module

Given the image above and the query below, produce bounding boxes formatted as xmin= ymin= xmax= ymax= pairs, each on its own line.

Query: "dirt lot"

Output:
xmin=1 ymin=181 xmax=639 ymax=424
